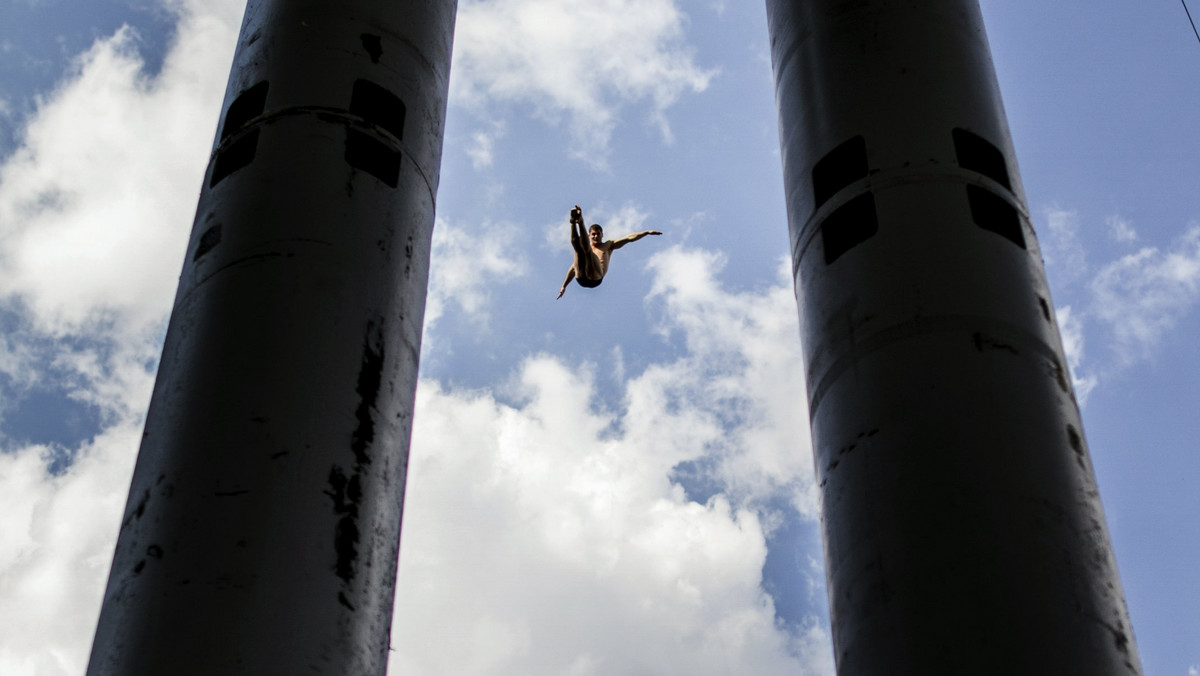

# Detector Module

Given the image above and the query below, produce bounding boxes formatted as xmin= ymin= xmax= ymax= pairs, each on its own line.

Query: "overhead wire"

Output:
xmin=1184 ymin=0 xmax=1200 ymax=47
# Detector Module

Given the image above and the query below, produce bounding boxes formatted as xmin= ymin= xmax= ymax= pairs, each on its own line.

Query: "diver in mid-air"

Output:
xmin=557 ymin=204 xmax=662 ymax=299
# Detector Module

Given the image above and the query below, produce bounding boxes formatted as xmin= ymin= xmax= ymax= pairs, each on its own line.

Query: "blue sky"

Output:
xmin=1 ymin=0 xmax=1198 ymax=674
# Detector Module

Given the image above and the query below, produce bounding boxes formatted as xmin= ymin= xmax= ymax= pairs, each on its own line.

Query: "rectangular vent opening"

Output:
xmin=221 ymin=81 xmax=269 ymax=142
xmin=345 ymin=129 xmax=400 ymax=187
xmin=967 ymin=185 xmax=1025 ymax=249
xmin=821 ymin=192 xmax=878 ymax=264
xmin=812 ymin=135 xmax=868 ymax=210
xmin=210 ymin=129 xmax=259 ymax=187
xmin=350 ymin=80 xmax=406 ymax=141
xmin=953 ymin=128 xmax=1011 ymax=190
xmin=193 ymin=224 xmax=222 ymax=261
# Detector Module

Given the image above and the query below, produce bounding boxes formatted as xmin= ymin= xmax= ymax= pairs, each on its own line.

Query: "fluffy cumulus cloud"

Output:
xmin=0 ymin=1 xmax=243 ymax=673
xmin=451 ymin=0 xmax=715 ymax=165
xmin=391 ymin=246 xmax=829 ymax=675
xmin=1053 ymin=305 xmax=1097 ymax=405
xmin=1037 ymin=209 xmax=1200 ymax=394
xmin=1107 ymin=214 xmax=1138 ymax=244
xmin=644 ymin=249 xmax=817 ymax=517
xmin=0 ymin=421 xmax=142 ymax=676
xmin=1041 ymin=207 xmax=1088 ymax=286
xmin=1089 ymin=225 xmax=1200 ymax=365
xmin=0 ymin=9 xmax=237 ymax=338
xmin=465 ymin=121 xmax=506 ymax=169
xmin=425 ymin=216 xmax=529 ymax=330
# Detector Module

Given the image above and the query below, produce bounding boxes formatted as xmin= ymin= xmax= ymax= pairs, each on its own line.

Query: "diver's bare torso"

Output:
xmin=592 ymin=242 xmax=612 ymax=275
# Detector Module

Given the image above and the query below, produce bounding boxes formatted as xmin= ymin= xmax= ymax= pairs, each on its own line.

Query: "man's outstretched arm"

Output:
xmin=609 ymin=230 xmax=663 ymax=250
xmin=557 ymin=267 xmax=576 ymax=299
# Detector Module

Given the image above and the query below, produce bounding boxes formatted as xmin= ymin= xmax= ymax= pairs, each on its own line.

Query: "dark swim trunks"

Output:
xmin=576 ymin=276 xmax=602 ymax=288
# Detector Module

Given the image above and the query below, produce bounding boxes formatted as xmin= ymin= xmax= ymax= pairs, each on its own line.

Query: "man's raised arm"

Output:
xmin=609 ymin=230 xmax=663 ymax=250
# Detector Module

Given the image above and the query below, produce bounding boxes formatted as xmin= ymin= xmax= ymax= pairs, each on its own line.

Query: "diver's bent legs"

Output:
xmin=569 ymin=218 xmax=601 ymax=282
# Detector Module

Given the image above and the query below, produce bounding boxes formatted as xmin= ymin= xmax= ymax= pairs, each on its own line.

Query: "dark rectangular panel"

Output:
xmin=210 ymin=129 xmax=259 ymax=187
xmin=821 ymin=191 xmax=878 ymax=264
xmin=953 ymin=128 xmax=1010 ymax=190
xmin=350 ymin=80 xmax=406 ymax=141
xmin=221 ymin=81 xmax=269 ymax=142
xmin=345 ymin=128 xmax=400 ymax=187
xmin=967 ymin=184 xmax=1025 ymax=249
xmin=812 ymin=135 xmax=868 ymax=210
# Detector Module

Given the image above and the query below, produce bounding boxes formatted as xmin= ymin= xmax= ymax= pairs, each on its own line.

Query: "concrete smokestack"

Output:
xmin=87 ymin=1 xmax=456 ymax=672
xmin=764 ymin=1 xmax=1141 ymax=673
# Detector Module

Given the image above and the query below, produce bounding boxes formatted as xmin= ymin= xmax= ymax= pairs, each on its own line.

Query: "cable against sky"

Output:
xmin=1183 ymin=0 xmax=1200 ymax=47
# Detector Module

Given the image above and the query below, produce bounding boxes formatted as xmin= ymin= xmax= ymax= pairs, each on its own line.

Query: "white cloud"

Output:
xmin=466 ymin=121 xmax=506 ymax=169
xmin=394 ymin=374 xmax=788 ymax=675
xmin=467 ymin=129 xmax=496 ymax=167
xmin=1107 ymin=214 xmax=1138 ymax=243
xmin=1040 ymin=207 xmax=1088 ymax=285
xmin=1090 ymin=225 xmax=1200 ymax=365
xmin=1038 ymin=209 xmax=1200 ymax=393
xmin=0 ymin=7 xmax=238 ymax=339
xmin=425 ymin=216 xmax=529 ymax=330
xmin=451 ymin=0 xmax=715 ymax=166
xmin=0 ymin=2 xmax=243 ymax=673
xmin=392 ymin=247 xmax=828 ymax=675
xmin=0 ymin=422 xmax=141 ymax=676
xmin=645 ymin=248 xmax=816 ymax=517
xmin=0 ymin=331 xmax=36 ymax=389
xmin=600 ymin=202 xmax=653 ymax=235
xmin=1053 ymin=305 xmax=1097 ymax=405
